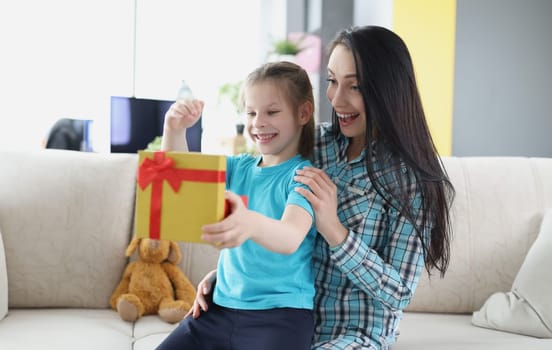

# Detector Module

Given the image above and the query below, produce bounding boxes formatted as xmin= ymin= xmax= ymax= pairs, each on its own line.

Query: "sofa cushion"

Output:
xmin=0 ymin=309 xmax=133 ymax=349
xmin=472 ymin=208 xmax=552 ymax=337
xmin=0 ymin=149 xmax=138 ymax=308
xmin=133 ymin=315 xmax=178 ymax=349
xmin=0 ymin=226 xmax=7 ymax=320
xmin=395 ymin=312 xmax=552 ymax=349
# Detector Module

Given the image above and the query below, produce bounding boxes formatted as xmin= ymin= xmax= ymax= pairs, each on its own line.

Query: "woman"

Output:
xmin=191 ymin=25 xmax=455 ymax=350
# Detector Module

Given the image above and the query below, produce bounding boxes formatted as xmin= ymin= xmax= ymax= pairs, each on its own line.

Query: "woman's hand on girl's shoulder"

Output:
xmin=294 ymin=166 xmax=347 ymax=246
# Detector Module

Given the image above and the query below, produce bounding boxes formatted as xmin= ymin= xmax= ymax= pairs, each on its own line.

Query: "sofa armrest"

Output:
xmin=0 ymin=227 xmax=8 ymax=320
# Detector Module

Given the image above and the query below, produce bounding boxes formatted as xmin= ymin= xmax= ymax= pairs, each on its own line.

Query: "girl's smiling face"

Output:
xmin=244 ymin=81 xmax=306 ymax=166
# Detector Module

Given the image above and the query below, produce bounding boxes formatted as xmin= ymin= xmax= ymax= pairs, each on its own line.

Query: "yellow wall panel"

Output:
xmin=393 ymin=0 xmax=456 ymax=156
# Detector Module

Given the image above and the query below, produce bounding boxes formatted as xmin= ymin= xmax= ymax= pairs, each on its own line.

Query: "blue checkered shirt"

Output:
xmin=311 ymin=123 xmax=427 ymax=350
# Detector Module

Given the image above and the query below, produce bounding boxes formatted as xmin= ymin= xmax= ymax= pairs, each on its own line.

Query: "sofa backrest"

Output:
xmin=0 ymin=149 xmax=220 ymax=309
xmin=0 ymin=149 xmax=138 ymax=308
xmin=3 ymin=150 xmax=550 ymax=314
xmin=406 ymin=156 xmax=552 ymax=313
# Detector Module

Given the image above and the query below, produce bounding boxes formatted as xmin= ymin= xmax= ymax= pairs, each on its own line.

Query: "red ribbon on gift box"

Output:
xmin=137 ymin=151 xmax=225 ymax=240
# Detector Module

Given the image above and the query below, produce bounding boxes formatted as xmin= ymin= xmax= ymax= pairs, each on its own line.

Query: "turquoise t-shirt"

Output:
xmin=213 ymin=154 xmax=316 ymax=310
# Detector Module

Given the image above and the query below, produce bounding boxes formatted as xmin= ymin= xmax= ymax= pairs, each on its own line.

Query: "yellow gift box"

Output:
xmin=134 ymin=150 xmax=226 ymax=243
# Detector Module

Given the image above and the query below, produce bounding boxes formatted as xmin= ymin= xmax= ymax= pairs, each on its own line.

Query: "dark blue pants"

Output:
xmin=156 ymin=303 xmax=314 ymax=350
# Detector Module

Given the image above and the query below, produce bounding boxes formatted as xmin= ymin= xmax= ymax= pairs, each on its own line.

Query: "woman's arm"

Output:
xmin=294 ymin=167 xmax=348 ymax=247
xmin=330 ymin=205 xmax=426 ymax=311
xmin=185 ymin=269 xmax=217 ymax=319
xmin=294 ymin=166 xmax=426 ymax=311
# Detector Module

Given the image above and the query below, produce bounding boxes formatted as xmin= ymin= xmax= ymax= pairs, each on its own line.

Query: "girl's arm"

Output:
xmin=161 ymin=99 xmax=204 ymax=151
xmin=201 ymin=191 xmax=313 ymax=255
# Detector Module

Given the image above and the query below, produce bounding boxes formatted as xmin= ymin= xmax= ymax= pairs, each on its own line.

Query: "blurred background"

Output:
xmin=0 ymin=0 xmax=550 ymax=157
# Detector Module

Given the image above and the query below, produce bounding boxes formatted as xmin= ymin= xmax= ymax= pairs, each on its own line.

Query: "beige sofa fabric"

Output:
xmin=0 ymin=227 xmax=7 ymax=320
xmin=472 ymin=208 xmax=552 ymax=337
xmin=1 ymin=150 xmax=551 ymax=350
xmin=0 ymin=309 xmax=134 ymax=349
xmin=178 ymin=242 xmax=219 ymax=287
xmin=395 ymin=313 xmax=552 ymax=350
xmin=407 ymin=157 xmax=552 ymax=314
xmin=0 ymin=149 xmax=138 ymax=308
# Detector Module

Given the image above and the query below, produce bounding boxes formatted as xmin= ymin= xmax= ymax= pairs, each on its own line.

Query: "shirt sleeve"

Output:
xmin=286 ymin=161 xmax=315 ymax=220
xmin=329 ymin=180 xmax=427 ymax=312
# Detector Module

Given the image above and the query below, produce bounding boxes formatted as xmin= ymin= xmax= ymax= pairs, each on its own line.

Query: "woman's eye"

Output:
xmin=246 ymin=112 xmax=256 ymax=118
xmin=351 ymin=85 xmax=360 ymax=91
xmin=326 ymin=78 xmax=337 ymax=85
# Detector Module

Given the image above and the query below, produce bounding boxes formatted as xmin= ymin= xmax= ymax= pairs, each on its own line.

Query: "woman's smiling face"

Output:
xmin=326 ymin=44 xmax=367 ymax=141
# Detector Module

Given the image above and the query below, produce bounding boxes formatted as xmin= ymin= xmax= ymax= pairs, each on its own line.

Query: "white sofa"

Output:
xmin=0 ymin=149 xmax=551 ymax=349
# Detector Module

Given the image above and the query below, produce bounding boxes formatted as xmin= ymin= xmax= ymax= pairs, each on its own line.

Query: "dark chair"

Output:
xmin=45 ymin=118 xmax=88 ymax=151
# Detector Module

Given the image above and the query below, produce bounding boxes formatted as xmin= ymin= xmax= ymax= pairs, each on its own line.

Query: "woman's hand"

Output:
xmin=294 ymin=166 xmax=348 ymax=246
xmin=185 ymin=269 xmax=217 ymax=319
xmin=164 ymin=99 xmax=204 ymax=131
xmin=201 ymin=191 xmax=252 ymax=249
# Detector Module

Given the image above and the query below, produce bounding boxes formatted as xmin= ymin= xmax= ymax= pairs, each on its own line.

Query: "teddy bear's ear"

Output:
xmin=125 ymin=236 xmax=141 ymax=257
xmin=167 ymin=241 xmax=182 ymax=264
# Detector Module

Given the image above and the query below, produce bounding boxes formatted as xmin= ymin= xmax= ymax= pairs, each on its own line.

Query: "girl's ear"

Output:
xmin=298 ymin=101 xmax=313 ymax=126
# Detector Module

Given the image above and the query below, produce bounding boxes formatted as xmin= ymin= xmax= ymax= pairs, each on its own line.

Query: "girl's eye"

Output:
xmin=351 ymin=85 xmax=360 ymax=91
xmin=268 ymin=110 xmax=279 ymax=116
xmin=326 ymin=78 xmax=337 ymax=85
xmin=246 ymin=112 xmax=256 ymax=118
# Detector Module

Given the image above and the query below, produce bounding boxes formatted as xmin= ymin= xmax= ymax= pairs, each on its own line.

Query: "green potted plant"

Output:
xmin=271 ymin=38 xmax=304 ymax=55
xmin=267 ymin=34 xmax=307 ymax=63
xmin=217 ymin=80 xmax=244 ymax=115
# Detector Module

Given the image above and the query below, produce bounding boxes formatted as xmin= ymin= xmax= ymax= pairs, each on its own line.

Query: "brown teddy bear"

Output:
xmin=110 ymin=237 xmax=196 ymax=323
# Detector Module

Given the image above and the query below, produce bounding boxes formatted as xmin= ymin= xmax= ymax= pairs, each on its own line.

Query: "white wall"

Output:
xmin=0 ymin=0 xmax=133 ymax=153
xmin=0 ymin=0 xmax=278 ymax=154
xmin=354 ymin=0 xmax=393 ymax=28
xmin=452 ymin=0 xmax=552 ymax=157
xmin=133 ymin=0 xmax=264 ymax=154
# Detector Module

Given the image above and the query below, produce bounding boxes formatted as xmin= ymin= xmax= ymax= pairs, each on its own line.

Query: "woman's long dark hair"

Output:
xmin=329 ymin=26 xmax=455 ymax=277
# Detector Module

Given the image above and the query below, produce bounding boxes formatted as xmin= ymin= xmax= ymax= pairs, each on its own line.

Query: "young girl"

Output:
xmin=155 ymin=61 xmax=317 ymax=350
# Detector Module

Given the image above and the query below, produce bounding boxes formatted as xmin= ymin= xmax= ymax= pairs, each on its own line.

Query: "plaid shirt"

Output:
xmin=311 ymin=123 xmax=427 ymax=350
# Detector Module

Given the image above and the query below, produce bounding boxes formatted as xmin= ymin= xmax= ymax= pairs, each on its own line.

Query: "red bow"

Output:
xmin=137 ymin=151 xmax=225 ymax=239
